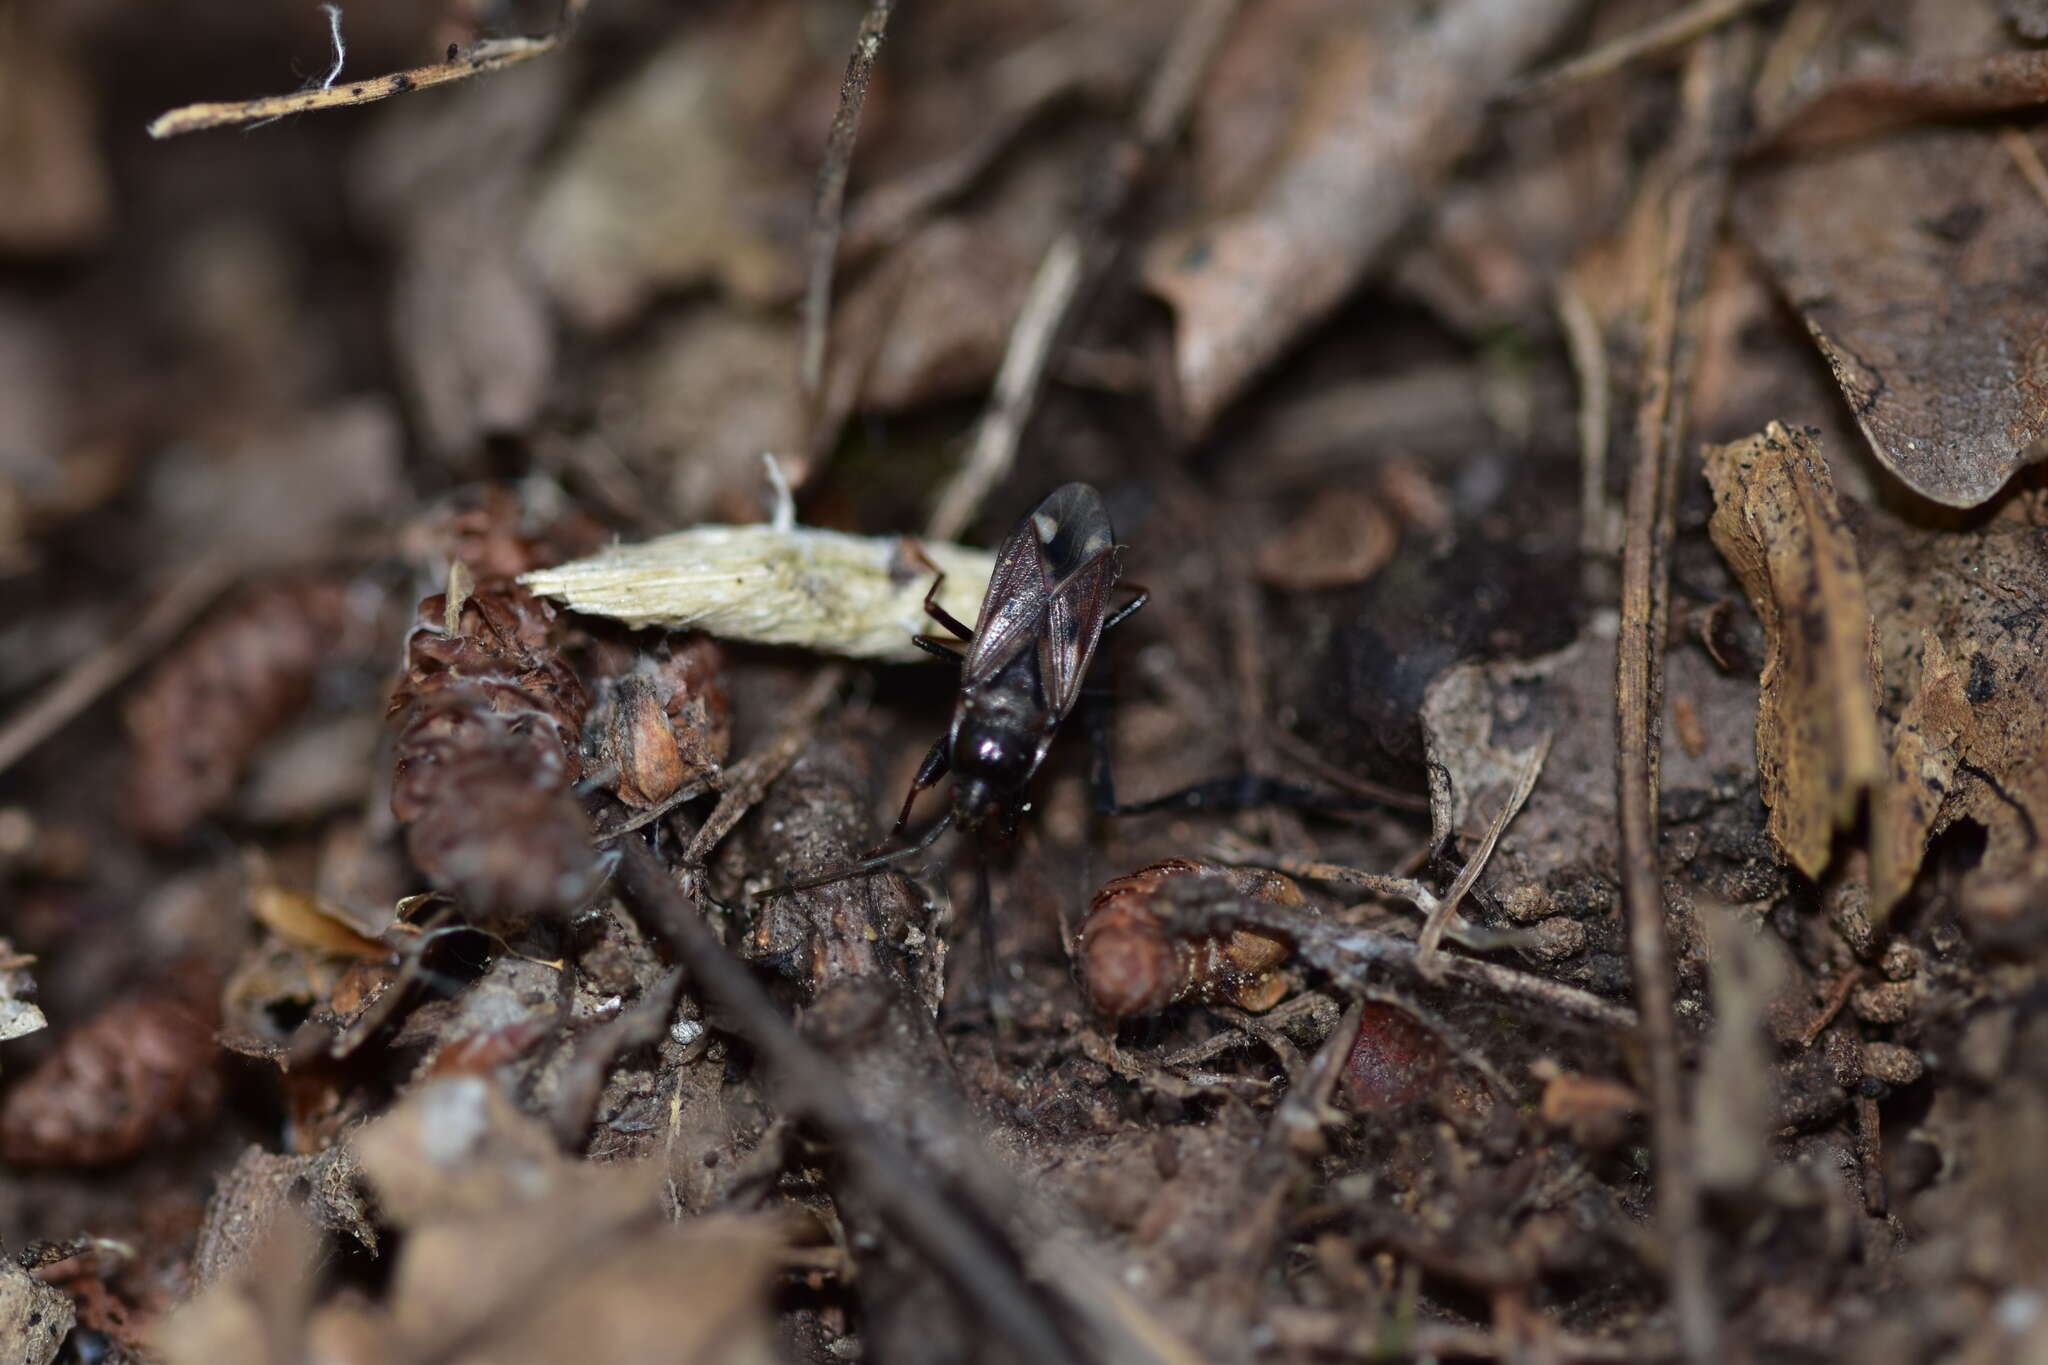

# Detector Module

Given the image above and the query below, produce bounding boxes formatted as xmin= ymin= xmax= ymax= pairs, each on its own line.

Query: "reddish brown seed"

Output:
xmin=1078 ymin=859 xmax=1299 ymax=1019
xmin=0 ymin=985 xmax=222 ymax=1166
xmin=1339 ymin=1002 xmax=1442 ymax=1112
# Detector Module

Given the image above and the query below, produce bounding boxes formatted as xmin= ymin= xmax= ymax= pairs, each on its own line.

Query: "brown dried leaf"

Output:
xmin=1739 ymin=123 xmax=2048 ymax=507
xmin=1140 ymin=0 xmax=1581 ymax=430
xmin=1254 ymin=488 xmax=1398 ymax=590
xmin=247 ymin=884 xmax=390 ymax=961
xmin=1873 ymin=632 xmax=1970 ymax=915
xmin=522 ymin=8 xmax=819 ymax=329
xmin=1705 ymin=423 xmax=1883 ymax=881
xmin=1858 ymin=500 xmax=2048 ymax=927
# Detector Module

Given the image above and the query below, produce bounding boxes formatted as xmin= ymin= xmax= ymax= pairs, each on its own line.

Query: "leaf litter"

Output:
xmin=7 ymin=1 xmax=2048 ymax=1363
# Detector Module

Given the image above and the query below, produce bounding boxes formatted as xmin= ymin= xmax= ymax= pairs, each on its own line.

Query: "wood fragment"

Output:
xmin=925 ymin=0 xmax=1238 ymax=542
xmin=1614 ymin=28 xmax=1752 ymax=1365
xmin=1508 ymin=0 xmax=1767 ymax=100
xmin=800 ymin=0 xmax=898 ymax=408
xmin=146 ymin=4 xmax=589 ymax=140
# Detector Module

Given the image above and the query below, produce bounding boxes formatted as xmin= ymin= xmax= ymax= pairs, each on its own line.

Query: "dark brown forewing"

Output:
xmin=962 ymin=513 xmax=1055 ymax=687
xmin=1038 ymin=552 xmax=1119 ymax=720
xmin=962 ymin=484 xmax=1114 ymax=687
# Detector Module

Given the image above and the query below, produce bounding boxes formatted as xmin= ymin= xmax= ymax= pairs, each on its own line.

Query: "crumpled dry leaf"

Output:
xmin=1705 ymin=423 xmax=1884 ymax=884
xmin=610 ymin=307 xmax=806 ymax=525
xmin=1421 ymin=612 xmax=1756 ymax=914
xmin=0 ymin=940 xmax=45 ymax=1044
xmin=523 ymin=8 xmax=821 ymax=330
xmin=1141 ymin=0 xmax=1582 ymax=431
xmin=351 ymin=1078 xmax=782 ymax=1365
xmin=1739 ymin=5 xmax=2048 ymax=509
xmin=0 ymin=1255 xmax=76 ymax=1365
xmin=1858 ymin=498 xmax=2048 ymax=927
xmin=1872 ymin=632 xmax=1970 ymax=915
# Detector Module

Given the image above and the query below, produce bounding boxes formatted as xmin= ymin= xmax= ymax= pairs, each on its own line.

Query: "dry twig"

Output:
xmin=146 ymin=0 xmax=590 ymax=139
xmin=800 ymin=0 xmax=898 ymax=409
xmin=1613 ymin=28 xmax=1753 ymax=1365
xmin=925 ymin=0 xmax=1239 ymax=541
xmin=0 ymin=555 xmax=236 ymax=779
xmin=1508 ymin=0 xmax=1767 ymax=99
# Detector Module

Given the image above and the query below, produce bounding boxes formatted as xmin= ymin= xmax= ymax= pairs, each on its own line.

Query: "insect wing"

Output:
xmin=960 ymin=514 xmax=1055 ymax=687
xmin=1037 ymin=550 xmax=1117 ymax=718
xmin=961 ymin=484 xmax=1119 ymax=709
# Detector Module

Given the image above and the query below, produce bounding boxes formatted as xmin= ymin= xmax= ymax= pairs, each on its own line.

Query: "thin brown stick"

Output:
xmin=1614 ymin=28 xmax=1753 ymax=1365
xmin=1508 ymin=0 xmax=1765 ymax=100
xmin=146 ymin=1 xmax=589 ymax=139
xmin=924 ymin=0 xmax=1239 ymax=541
xmin=614 ymin=840 xmax=1081 ymax=1362
xmin=0 ymin=555 xmax=237 ymax=777
xmin=799 ymin=0 xmax=899 ymax=408
xmin=684 ymin=667 xmax=846 ymax=866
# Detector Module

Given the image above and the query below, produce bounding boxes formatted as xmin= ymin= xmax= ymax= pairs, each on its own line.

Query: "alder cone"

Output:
xmin=389 ymin=583 xmax=593 ymax=920
xmin=125 ymin=579 xmax=371 ymax=842
xmin=0 ymin=988 xmax=222 ymax=1166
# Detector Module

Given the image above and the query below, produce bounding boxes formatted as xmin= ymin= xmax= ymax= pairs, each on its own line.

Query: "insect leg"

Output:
xmin=907 ymin=539 xmax=976 ymax=641
xmin=755 ymin=808 xmax=957 ymax=900
xmin=911 ymin=635 xmax=966 ymax=664
xmin=888 ymin=736 xmax=951 ymax=843
xmin=1104 ymin=584 xmax=1150 ymax=632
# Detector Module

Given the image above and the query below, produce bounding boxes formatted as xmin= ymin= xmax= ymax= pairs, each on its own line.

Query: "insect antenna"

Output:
xmin=754 ymin=809 xmax=956 ymax=901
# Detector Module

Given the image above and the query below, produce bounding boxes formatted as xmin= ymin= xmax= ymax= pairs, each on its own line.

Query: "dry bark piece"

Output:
xmin=1141 ymin=0 xmax=1584 ymax=430
xmin=1704 ymin=423 xmax=1883 ymax=883
xmin=0 ymin=1257 xmax=74 ymax=1365
xmin=125 ymin=578 xmax=378 ymax=842
xmin=0 ymin=980 xmax=221 ymax=1166
xmin=1539 ymin=1072 xmax=1642 ymax=1151
xmin=388 ymin=581 xmax=592 ymax=922
xmin=1077 ymin=859 xmax=1299 ymax=1018
xmin=1739 ymin=118 xmax=2048 ymax=507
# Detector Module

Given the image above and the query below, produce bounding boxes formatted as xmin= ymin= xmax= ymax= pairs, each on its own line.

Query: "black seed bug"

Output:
xmin=763 ymin=483 xmax=1146 ymax=896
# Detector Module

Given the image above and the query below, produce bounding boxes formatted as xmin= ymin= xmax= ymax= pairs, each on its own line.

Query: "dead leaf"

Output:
xmin=1141 ymin=0 xmax=1582 ymax=430
xmin=0 ymin=1255 xmax=73 ymax=1365
xmin=1255 ymin=488 xmax=1398 ymax=590
xmin=0 ymin=11 xmax=110 ymax=254
xmin=523 ymin=9 xmax=820 ymax=329
xmin=1739 ymin=122 xmax=2048 ymax=507
xmin=247 ymin=884 xmax=390 ymax=960
xmin=1858 ymin=499 xmax=2048 ymax=926
xmin=0 ymin=938 xmax=44 ymax=1045
xmin=1704 ymin=423 xmax=1883 ymax=882
xmin=1872 ymin=631 xmax=1970 ymax=915
xmin=1696 ymin=905 xmax=1796 ymax=1195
